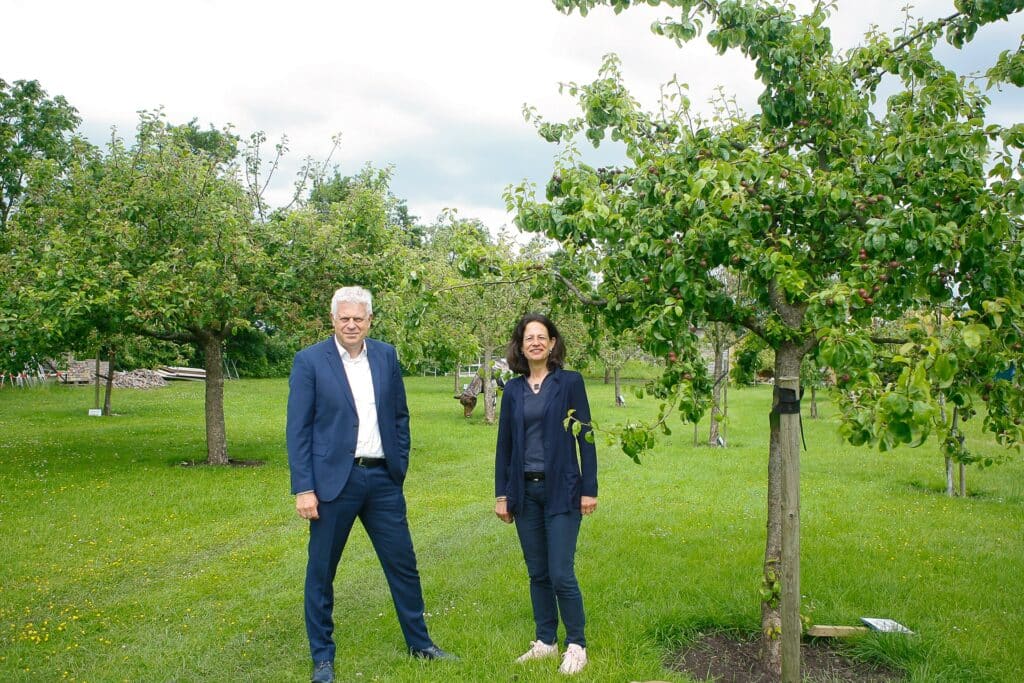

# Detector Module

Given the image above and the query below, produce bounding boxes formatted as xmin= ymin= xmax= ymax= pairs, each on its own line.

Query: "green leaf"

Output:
xmin=962 ymin=324 xmax=988 ymax=349
xmin=932 ymin=353 xmax=958 ymax=388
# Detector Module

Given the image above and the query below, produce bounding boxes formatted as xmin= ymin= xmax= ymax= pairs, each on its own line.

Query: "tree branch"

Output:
xmin=553 ymin=271 xmax=616 ymax=306
xmin=870 ymin=336 xmax=907 ymax=345
xmin=431 ymin=274 xmax=539 ymax=295
xmin=890 ymin=11 xmax=962 ymax=56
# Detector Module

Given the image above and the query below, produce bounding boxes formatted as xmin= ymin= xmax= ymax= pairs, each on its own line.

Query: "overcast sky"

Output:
xmin=5 ymin=0 xmax=1022 ymax=231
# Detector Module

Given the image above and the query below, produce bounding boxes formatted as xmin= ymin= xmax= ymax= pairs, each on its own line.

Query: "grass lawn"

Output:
xmin=1 ymin=376 xmax=1021 ymax=682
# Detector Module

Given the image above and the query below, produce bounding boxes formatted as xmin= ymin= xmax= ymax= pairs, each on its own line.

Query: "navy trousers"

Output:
xmin=304 ymin=465 xmax=432 ymax=663
xmin=514 ymin=479 xmax=586 ymax=648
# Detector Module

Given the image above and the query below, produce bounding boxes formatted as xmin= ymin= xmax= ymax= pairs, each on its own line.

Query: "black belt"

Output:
xmin=354 ymin=457 xmax=386 ymax=468
xmin=524 ymin=471 xmax=545 ymax=482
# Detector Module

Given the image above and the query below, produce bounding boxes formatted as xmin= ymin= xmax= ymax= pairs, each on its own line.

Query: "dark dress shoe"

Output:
xmin=410 ymin=644 xmax=460 ymax=661
xmin=311 ymin=660 xmax=334 ymax=683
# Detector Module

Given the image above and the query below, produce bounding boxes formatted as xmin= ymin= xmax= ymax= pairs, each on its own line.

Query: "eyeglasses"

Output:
xmin=334 ymin=316 xmax=367 ymax=325
xmin=524 ymin=335 xmax=550 ymax=343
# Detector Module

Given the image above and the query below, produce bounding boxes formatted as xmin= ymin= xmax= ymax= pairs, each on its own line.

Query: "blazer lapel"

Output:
xmin=366 ymin=339 xmax=386 ymax=407
xmin=323 ymin=337 xmax=356 ymax=413
xmin=540 ymin=369 xmax=562 ymax=418
xmin=505 ymin=376 xmax=524 ymax=438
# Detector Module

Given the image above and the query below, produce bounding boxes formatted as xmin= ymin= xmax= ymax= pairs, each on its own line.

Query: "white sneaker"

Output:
xmin=558 ymin=643 xmax=588 ymax=675
xmin=515 ymin=640 xmax=558 ymax=662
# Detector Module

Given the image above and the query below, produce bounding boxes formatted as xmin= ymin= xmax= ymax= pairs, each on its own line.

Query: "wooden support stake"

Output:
xmin=807 ymin=625 xmax=869 ymax=638
xmin=779 ymin=374 xmax=801 ymax=683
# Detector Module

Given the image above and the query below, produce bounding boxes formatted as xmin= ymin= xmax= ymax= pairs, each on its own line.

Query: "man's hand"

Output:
xmin=581 ymin=495 xmax=597 ymax=516
xmin=296 ymin=491 xmax=320 ymax=520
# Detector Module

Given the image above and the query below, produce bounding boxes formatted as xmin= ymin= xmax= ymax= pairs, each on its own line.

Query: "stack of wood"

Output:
xmin=113 ymin=369 xmax=168 ymax=389
xmin=156 ymin=366 xmax=206 ymax=381
xmin=62 ymin=359 xmax=107 ymax=384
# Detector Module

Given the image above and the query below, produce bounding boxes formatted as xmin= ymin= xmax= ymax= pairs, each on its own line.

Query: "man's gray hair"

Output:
xmin=330 ymin=286 xmax=374 ymax=316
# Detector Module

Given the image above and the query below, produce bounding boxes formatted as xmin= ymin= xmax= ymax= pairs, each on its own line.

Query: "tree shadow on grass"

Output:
xmin=905 ymin=480 xmax=982 ymax=499
xmin=177 ymin=459 xmax=265 ymax=468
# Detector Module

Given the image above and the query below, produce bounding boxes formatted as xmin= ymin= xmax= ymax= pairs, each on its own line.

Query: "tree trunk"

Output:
xmin=938 ymin=393 xmax=955 ymax=496
xmin=483 ymin=347 xmax=496 ymax=425
xmin=763 ymin=341 xmax=804 ymax=682
xmin=936 ymin=311 xmax=957 ymax=497
xmin=454 ymin=359 xmax=461 ymax=395
xmin=614 ymin=368 xmax=624 ymax=406
xmin=721 ymin=378 xmax=728 ymax=447
xmin=198 ymin=330 xmax=229 ymax=465
xmin=762 ymin=395 xmax=783 ymax=678
xmin=604 ymin=365 xmax=611 ymax=384
xmin=951 ymin=406 xmax=966 ymax=497
xmin=102 ymin=347 xmax=116 ymax=416
xmin=709 ymin=338 xmax=726 ymax=447
xmin=809 ymin=385 xmax=818 ymax=419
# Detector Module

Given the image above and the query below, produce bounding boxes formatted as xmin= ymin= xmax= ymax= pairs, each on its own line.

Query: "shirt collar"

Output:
xmin=334 ymin=336 xmax=367 ymax=361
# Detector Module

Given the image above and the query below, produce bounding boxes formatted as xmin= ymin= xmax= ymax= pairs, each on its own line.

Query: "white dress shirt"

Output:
xmin=335 ymin=338 xmax=385 ymax=459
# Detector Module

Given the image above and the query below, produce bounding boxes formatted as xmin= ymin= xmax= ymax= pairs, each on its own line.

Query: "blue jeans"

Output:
xmin=514 ymin=479 xmax=586 ymax=648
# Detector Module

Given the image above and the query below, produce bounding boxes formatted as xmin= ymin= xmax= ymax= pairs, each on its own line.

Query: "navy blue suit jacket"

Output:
xmin=286 ymin=337 xmax=410 ymax=501
xmin=495 ymin=369 xmax=598 ymax=516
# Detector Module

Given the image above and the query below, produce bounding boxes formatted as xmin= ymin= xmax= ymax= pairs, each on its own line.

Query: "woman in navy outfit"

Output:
xmin=494 ymin=313 xmax=598 ymax=675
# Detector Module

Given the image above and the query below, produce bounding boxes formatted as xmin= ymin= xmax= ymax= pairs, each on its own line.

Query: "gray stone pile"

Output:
xmin=113 ymin=369 xmax=168 ymax=389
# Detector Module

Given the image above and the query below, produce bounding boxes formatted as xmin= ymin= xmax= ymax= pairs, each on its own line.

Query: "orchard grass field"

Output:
xmin=1 ymin=375 xmax=1022 ymax=682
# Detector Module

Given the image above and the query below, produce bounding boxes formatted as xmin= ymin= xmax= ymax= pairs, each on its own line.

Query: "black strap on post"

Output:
xmin=775 ymin=387 xmax=800 ymax=414
xmin=772 ymin=385 xmax=807 ymax=451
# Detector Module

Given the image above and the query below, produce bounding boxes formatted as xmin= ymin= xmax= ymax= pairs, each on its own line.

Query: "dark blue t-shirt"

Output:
xmin=522 ymin=381 xmax=546 ymax=473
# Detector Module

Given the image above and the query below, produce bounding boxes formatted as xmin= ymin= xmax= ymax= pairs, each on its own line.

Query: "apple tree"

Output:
xmin=507 ymin=1 xmax=1024 ymax=678
xmin=0 ymin=78 xmax=80 ymax=236
xmin=7 ymin=111 xmax=267 ymax=464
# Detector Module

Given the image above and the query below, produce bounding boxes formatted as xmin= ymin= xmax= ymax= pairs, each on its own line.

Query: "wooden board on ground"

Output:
xmin=156 ymin=366 xmax=206 ymax=381
xmin=807 ymin=625 xmax=870 ymax=637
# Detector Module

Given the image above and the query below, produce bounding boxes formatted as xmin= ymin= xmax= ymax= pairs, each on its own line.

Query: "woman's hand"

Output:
xmin=581 ymin=495 xmax=597 ymax=516
xmin=495 ymin=498 xmax=513 ymax=523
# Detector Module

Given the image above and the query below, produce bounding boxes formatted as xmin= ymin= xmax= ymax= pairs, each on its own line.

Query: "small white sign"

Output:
xmin=861 ymin=617 xmax=914 ymax=634
xmin=88 ymin=409 xmax=102 ymax=417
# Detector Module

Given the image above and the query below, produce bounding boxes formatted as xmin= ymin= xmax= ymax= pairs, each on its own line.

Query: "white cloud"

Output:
xmin=4 ymin=0 xmax=1021 ymax=235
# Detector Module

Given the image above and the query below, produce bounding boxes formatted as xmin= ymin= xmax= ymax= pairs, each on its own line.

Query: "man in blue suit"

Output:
xmin=287 ymin=286 xmax=457 ymax=683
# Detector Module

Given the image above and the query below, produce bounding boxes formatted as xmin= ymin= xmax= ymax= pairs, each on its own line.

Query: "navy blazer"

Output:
xmin=286 ymin=337 xmax=410 ymax=501
xmin=495 ymin=369 xmax=598 ymax=516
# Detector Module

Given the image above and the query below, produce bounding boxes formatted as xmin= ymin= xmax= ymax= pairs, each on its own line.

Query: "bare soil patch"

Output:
xmin=668 ymin=633 xmax=904 ymax=682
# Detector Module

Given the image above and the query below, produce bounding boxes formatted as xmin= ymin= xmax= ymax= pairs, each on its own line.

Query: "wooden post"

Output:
xmin=778 ymin=374 xmax=801 ymax=683
xmin=93 ymin=356 xmax=101 ymax=410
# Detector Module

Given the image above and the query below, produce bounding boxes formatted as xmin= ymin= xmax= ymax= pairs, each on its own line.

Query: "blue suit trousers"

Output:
xmin=304 ymin=465 xmax=432 ymax=663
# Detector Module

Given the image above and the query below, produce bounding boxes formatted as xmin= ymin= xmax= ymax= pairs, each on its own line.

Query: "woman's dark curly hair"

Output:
xmin=506 ymin=313 xmax=566 ymax=375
